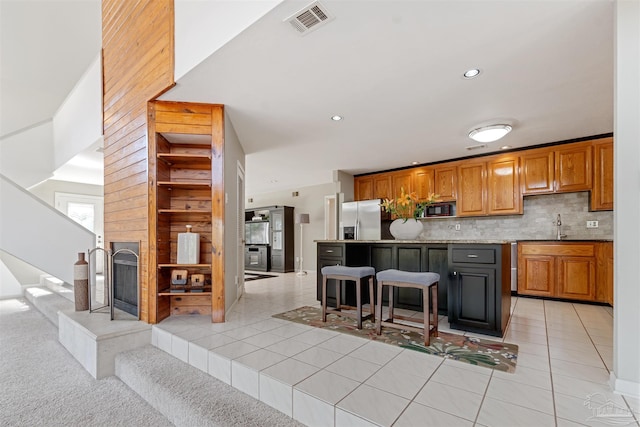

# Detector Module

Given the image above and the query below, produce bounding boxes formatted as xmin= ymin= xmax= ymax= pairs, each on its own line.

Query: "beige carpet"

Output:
xmin=0 ymin=298 xmax=172 ymax=427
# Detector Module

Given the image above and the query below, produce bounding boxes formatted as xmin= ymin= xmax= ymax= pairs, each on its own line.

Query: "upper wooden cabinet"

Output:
xmin=354 ymin=175 xmax=392 ymax=201
xmin=413 ymin=167 xmax=435 ymax=201
xmin=521 ymin=149 xmax=554 ymax=194
xmin=555 ymin=141 xmax=593 ymax=193
xmin=457 ymin=160 xmax=486 ymax=217
xmin=354 ymin=176 xmax=373 ymax=201
xmin=457 ymin=154 xmax=521 ymax=217
xmin=434 ymin=165 xmax=457 ymax=201
xmin=521 ymin=140 xmax=594 ymax=195
xmin=413 ymin=165 xmax=457 ymax=202
xmin=354 ymin=137 xmax=610 ymax=215
xmin=591 ymin=138 xmax=614 ymax=211
xmin=391 ymin=171 xmax=413 ymax=199
xmin=487 ymin=155 xmax=522 ymax=215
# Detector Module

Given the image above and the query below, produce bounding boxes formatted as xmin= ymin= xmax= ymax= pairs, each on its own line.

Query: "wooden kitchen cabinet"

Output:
xmin=595 ymin=242 xmax=614 ymax=305
xmin=521 ymin=141 xmax=594 ymax=195
xmin=518 ymin=241 xmax=607 ymax=303
xmin=413 ymin=167 xmax=435 ymax=201
xmin=457 ymin=154 xmax=520 ymax=217
xmin=392 ymin=171 xmax=413 ymax=198
xmin=413 ymin=165 xmax=457 ymax=203
xmin=521 ymin=149 xmax=555 ymax=194
xmin=354 ymin=176 xmax=373 ymax=201
xmin=456 ymin=160 xmax=486 ymax=217
xmin=487 ymin=155 xmax=521 ymax=215
xmin=556 ymin=256 xmax=595 ymax=301
xmin=519 ymin=255 xmax=555 ymax=297
xmin=434 ymin=166 xmax=457 ymax=201
xmin=555 ymin=141 xmax=592 ymax=193
xmin=355 ymin=174 xmax=392 ymax=201
xmin=373 ymin=174 xmax=392 ymax=200
xmin=591 ymin=138 xmax=614 ymax=211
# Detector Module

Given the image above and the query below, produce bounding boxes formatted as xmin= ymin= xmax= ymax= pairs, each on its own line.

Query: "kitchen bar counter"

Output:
xmin=317 ymin=239 xmax=514 ymax=244
xmin=316 ymin=240 xmax=512 ymax=337
xmin=317 ymin=239 xmax=611 ymax=243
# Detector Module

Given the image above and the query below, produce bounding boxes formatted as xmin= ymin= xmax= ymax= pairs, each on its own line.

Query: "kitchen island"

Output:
xmin=316 ymin=240 xmax=513 ymax=337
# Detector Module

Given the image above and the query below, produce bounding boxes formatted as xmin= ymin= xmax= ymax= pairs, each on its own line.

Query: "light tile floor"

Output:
xmin=152 ymin=272 xmax=640 ymax=427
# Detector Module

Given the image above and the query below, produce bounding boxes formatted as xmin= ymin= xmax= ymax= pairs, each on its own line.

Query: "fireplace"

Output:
xmin=111 ymin=242 xmax=139 ymax=317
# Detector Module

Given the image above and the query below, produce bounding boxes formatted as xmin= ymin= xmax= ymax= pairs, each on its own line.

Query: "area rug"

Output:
xmin=273 ymin=306 xmax=518 ymax=373
xmin=244 ymin=272 xmax=277 ymax=282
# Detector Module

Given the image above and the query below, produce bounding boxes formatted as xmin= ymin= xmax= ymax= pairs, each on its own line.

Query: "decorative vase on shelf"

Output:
xmin=389 ymin=218 xmax=423 ymax=240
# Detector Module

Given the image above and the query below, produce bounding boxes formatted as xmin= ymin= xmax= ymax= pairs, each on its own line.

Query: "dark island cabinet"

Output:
xmin=316 ymin=242 xmax=450 ymax=314
xmin=448 ymin=244 xmax=511 ymax=337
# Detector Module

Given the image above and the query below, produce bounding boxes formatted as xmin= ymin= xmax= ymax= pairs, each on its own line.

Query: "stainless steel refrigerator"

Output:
xmin=340 ymin=199 xmax=391 ymax=240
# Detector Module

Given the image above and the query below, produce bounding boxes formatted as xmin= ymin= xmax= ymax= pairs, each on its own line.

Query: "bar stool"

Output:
xmin=375 ymin=269 xmax=439 ymax=346
xmin=321 ymin=265 xmax=375 ymax=329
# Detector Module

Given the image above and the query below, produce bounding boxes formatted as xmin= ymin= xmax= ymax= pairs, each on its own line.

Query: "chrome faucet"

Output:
xmin=556 ymin=214 xmax=567 ymax=240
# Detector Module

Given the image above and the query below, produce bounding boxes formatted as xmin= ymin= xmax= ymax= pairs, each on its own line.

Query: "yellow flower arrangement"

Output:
xmin=380 ymin=187 xmax=440 ymax=222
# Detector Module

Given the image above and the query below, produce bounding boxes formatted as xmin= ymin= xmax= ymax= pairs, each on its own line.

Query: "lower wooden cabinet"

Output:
xmin=518 ymin=241 xmax=611 ymax=303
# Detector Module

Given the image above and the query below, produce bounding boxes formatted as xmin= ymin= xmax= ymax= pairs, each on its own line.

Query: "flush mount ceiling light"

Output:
xmin=468 ymin=124 xmax=512 ymax=143
xmin=331 ymin=115 xmax=343 ymax=121
xmin=463 ymin=68 xmax=481 ymax=79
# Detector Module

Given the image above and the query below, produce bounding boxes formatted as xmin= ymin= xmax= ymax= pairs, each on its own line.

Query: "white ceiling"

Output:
xmin=1 ymin=0 xmax=614 ymax=196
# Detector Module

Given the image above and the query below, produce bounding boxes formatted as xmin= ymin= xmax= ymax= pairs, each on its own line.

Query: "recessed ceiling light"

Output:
xmin=331 ymin=115 xmax=343 ymax=121
xmin=500 ymin=145 xmax=512 ymax=150
xmin=463 ymin=68 xmax=481 ymax=79
xmin=468 ymin=124 xmax=512 ymax=143
xmin=411 ymin=161 xmax=419 ymax=165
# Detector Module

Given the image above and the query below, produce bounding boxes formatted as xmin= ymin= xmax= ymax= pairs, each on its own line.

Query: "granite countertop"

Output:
xmin=517 ymin=239 xmax=613 ymax=242
xmin=316 ymin=239 xmax=612 ymax=244
xmin=316 ymin=239 xmax=515 ymax=244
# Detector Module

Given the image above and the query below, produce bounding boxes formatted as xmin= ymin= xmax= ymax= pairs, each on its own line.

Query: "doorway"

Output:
xmin=55 ymin=192 xmax=104 ymax=272
xmin=237 ymin=162 xmax=245 ymax=298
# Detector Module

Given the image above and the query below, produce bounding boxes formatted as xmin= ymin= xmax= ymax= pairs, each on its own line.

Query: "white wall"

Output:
xmin=0 ymin=258 xmax=23 ymax=299
xmin=29 ymin=180 xmax=103 ymax=207
xmin=0 ymin=121 xmax=54 ymax=188
xmin=0 ymin=250 xmax=46 ymax=288
xmin=174 ymin=0 xmax=283 ymax=80
xmin=612 ymin=0 xmax=640 ymax=398
xmin=0 ymin=174 xmax=95 ymax=285
xmin=223 ymin=113 xmax=245 ymax=312
xmin=246 ymin=182 xmax=340 ymax=272
xmin=53 ymin=55 xmax=103 ymax=170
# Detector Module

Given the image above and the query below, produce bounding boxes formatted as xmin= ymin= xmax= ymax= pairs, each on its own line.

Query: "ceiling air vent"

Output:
xmin=285 ymin=1 xmax=334 ymax=35
xmin=466 ymin=143 xmax=488 ymax=151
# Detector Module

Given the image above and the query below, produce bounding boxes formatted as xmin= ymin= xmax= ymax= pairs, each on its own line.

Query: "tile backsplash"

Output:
xmin=420 ymin=192 xmax=613 ymax=241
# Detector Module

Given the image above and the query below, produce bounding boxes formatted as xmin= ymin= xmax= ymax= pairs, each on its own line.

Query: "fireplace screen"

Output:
xmin=111 ymin=242 xmax=139 ymax=317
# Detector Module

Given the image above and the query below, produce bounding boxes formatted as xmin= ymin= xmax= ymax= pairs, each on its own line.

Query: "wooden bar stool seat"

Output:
xmin=321 ymin=265 xmax=375 ymax=329
xmin=375 ymin=269 xmax=439 ymax=346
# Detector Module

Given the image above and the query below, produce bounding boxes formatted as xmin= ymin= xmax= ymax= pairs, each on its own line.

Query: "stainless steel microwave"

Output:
xmin=425 ymin=203 xmax=453 ymax=217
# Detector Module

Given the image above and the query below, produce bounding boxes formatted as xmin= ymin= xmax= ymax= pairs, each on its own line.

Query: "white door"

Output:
xmin=237 ymin=162 xmax=245 ymax=298
xmin=55 ymin=192 xmax=104 ymax=272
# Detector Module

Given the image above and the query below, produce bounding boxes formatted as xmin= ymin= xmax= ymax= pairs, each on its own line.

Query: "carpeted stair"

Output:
xmin=23 ymin=285 xmax=74 ymax=327
xmin=115 ymin=345 xmax=303 ymax=427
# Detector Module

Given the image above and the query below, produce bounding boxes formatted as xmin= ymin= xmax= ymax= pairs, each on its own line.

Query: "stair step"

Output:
xmin=24 ymin=286 xmax=74 ymax=327
xmin=41 ymin=274 xmax=75 ymax=302
xmin=115 ymin=345 xmax=302 ymax=427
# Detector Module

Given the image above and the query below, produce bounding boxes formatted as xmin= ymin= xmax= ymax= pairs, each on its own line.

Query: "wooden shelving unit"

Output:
xmin=148 ymin=101 xmax=225 ymax=323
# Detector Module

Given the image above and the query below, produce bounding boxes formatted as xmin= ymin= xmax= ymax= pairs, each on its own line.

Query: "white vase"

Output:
xmin=389 ymin=218 xmax=423 ymax=240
